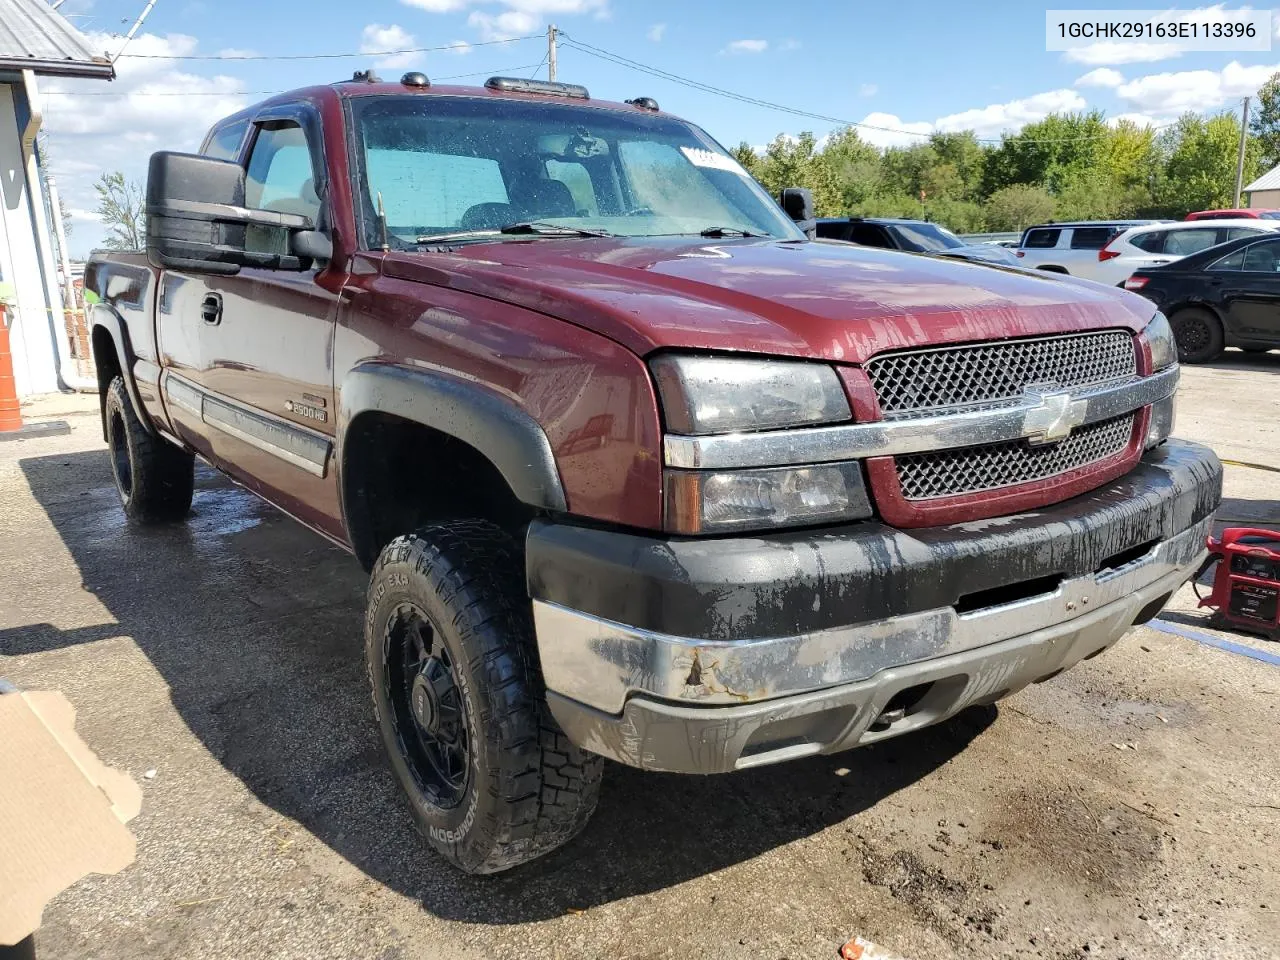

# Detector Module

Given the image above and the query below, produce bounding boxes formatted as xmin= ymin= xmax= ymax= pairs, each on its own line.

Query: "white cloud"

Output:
xmin=1063 ymin=41 xmax=1181 ymax=65
xmin=935 ymin=89 xmax=1087 ymax=137
xmin=1108 ymin=112 xmax=1163 ymax=129
xmin=401 ymin=0 xmax=608 ymax=20
xmin=444 ymin=39 xmax=472 ymax=54
xmin=859 ymin=83 xmax=878 ymax=98
xmin=853 ymin=89 xmax=1089 ymax=148
xmin=40 ymin=31 xmax=250 ymax=256
xmin=400 ymin=0 xmax=470 ymax=11
xmin=216 ymin=47 xmax=258 ymax=59
xmin=400 ymin=0 xmax=608 ymax=41
xmin=1115 ymin=60 xmax=1278 ymax=114
xmin=468 ymin=9 xmax=538 ymax=41
xmin=724 ymin=39 xmax=768 ymax=54
xmin=857 ymin=113 xmax=933 ymax=149
xmin=1075 ymin=67 xmax=1124 ymax=88
xmin=360 ymin=24 xmax=418 ymax=69
xmin=647 ymin=23 xmax=666 ymax=42
xmin=501 ymin=0 xmax=607 ymax=13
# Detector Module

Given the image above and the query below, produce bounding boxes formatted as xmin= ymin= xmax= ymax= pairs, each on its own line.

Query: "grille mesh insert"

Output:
xmin=866 ymin=331 xmax=1136 ymax=417
xmin=895 ymin=414 xmax=1135 ymax=501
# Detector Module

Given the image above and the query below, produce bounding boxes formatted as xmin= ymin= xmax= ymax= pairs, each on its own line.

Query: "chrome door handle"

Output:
xmin=201 ymin=293 xmax=223 ymax=325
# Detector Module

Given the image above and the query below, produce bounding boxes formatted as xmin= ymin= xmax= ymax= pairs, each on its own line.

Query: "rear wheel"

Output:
xmin=105 ymin=376 xmax=194 ymax=522
xmin=365 ymin=520 xmax=602 ymax=874
xmin=1169 ymin=307 xmax=1225 ymax=364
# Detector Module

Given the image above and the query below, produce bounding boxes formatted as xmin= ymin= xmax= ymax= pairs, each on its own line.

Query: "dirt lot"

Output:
xmin=2 ymin=352 xmax=1278 ymax=960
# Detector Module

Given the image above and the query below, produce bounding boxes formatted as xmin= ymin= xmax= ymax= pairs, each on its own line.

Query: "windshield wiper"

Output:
xmin=499 ymin=221 xmax=614 ymax=237
xmin=698 ymin=226 xmax=764 ymax=238
xmin=415 ymin=229 xmax=501 ymax=244
xmin=413 ymin=222 xmax=612 ymax=244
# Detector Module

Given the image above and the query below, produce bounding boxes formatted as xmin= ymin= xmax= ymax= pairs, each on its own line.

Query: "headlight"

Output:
xmin=665 ymin=463 xmax=872 ymax=534
xmin=1143 ymin=312 xmax=1177 ymax=371
xmin=650 ymin=355 xmax=851 ymax=435
xmin=1145 ymin=394 xmax=1175 ymax=450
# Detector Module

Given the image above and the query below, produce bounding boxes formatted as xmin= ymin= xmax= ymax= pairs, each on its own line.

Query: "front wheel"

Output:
xmin=1169 ymin=307 xmax=1225 ymax=364
xmin=365 ymin=520 xmax=602 ymax=874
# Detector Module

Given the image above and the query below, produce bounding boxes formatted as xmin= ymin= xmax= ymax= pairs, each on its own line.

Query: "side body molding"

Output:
xmin=338 ymin=363 xmax=569 ymax=513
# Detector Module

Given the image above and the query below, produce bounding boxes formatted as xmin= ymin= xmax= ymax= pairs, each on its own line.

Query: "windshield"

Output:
xmin=351 ymin=95 xmax=803 ymax=248
xmin=1260 ymin=212 xmax=1280 ymax=220
xmin=891 ymin=222 xmax=966 ymax=252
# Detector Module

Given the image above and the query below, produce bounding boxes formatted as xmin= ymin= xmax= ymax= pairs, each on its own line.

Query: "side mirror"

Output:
xmin=779 ymin=187 xmax=815 ymax=238
xmin=146 ymin=151 xmax=320 ymax=275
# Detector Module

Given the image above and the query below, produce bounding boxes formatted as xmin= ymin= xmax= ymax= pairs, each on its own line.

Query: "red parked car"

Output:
xmin=1184 ymin=208 xmax=1280 ymax=221
xmin=85 ymin=72 xmax=1220 ymax=873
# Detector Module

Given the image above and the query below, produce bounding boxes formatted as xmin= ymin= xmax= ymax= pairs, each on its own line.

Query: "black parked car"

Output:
xmin=815 ymin=217 xmax=1019 ymax=265
xmin=1125 ymin=232 xmax=1280 ymax=363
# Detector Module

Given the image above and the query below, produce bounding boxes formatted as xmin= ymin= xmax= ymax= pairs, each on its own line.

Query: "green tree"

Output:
xmin=984 ymin=183 xmax=1056 ymax=231
xmin=731 ymin=142 xmax=761 ymax=177
xmin=929 ymin=131 xmax=987 ymax=201
xmin=880 ymin=143 xmax=940 ymax=200
xmin=1053 ymin=169 xmax=1133 ymax=221
xmin=1250 ymin=72 xmax=1280 ymax=171
xmin=1157 ymin=112 xmax=1260 ymax=213
xmin=754 ymin=132 xmax=841 ymax=214
xmin=815 ymin=127 xmax=882 ymax=211
xmin=94 ymin=171 xmax=145 ymax=251
xmin=981 ymin=111 xmax=1109 ymax=195
xmin=924 ymin=197 xmax=986 ymax=233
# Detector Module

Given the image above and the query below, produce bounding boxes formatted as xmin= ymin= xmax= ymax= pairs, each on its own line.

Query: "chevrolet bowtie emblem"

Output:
xmin=1022 ymin=388 xmax=1088 ymax=445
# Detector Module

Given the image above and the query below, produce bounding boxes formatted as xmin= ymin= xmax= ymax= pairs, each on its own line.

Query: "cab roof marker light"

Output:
xmin=351 ymin=69 xmax=381 ymax=83
xmin=401 ymin=71 xmax=430 ymax=88
xmin=485 ymin=76 xmax=590 ymax=99
xmin=625 ymin=97 xmax=660 ymax=111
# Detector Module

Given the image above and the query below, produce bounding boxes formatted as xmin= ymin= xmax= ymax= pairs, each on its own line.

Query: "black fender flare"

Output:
xmin=337 ymin=362 xmax=569 ymax=519
xmin=88 ymin=304 xmax=154 ymax=438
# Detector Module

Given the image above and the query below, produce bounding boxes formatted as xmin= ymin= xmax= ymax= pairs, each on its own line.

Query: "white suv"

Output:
xmin=1090 ymin=219 xmax=1280 ymax=286
xmin=1015 ymin=221 xmax=1166 ymax=279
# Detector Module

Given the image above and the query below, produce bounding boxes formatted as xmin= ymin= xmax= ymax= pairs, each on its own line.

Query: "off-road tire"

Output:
xmin=104 ymin=375 xmax=194 ymax=522
xmin=365 ymin=520 xmax=603 ymax=874
xmin=1169 ymin=307 xmax=1225 ymax=364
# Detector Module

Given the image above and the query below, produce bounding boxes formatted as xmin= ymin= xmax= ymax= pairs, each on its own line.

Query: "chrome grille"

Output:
xmin=866 ymin=331 xmax=1136 ymax=417
xmin=895 ymin=414 xmax=1135 ymax=501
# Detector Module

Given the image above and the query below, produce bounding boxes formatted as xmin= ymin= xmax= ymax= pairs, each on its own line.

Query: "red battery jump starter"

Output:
xmin=1195 ymin=528 xmax=1280 ymax=640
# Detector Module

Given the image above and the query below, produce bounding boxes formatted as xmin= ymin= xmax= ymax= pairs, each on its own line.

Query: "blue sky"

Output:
xmin=44 ymin=0 xmax=1280 ymax=255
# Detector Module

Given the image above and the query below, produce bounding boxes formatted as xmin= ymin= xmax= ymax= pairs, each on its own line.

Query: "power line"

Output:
xmin=114 ymin=35 xmax=538 ymax=61
xmin=40 ymin=64 xmax=545 ymax=96
xmin=559 ymin=33 xmax=1177 ymax=146
xmin=527 ymin=49 xmax=550 ymax=80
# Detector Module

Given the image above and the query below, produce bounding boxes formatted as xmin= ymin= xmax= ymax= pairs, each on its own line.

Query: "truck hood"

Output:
xmin=382 ymin=237 xmax=1155 ymax=364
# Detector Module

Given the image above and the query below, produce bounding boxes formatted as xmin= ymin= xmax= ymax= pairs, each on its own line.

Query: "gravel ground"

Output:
xmin=1 ymin=351 xmax=1278 ymax=960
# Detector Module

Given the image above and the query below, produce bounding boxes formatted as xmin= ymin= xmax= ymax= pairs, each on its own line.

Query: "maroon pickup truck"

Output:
xmin=86 ymin=73 xmax=1221 ymax=874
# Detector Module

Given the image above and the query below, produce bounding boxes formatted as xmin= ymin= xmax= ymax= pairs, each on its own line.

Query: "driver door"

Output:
xmin=197 ymin=104 xmax=347 ymax=537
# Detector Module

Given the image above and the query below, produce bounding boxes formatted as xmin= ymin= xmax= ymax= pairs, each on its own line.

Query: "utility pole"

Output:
xmin=114 ymin=0 xmax=159 ymax=62
xmin=547 ymin=24 xmax=558 ymax=82
xmin=1234 ymin=96 xmax=1251 ymax=208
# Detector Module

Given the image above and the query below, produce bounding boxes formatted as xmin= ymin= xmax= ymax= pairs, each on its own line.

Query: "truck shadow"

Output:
xmin=4 ymin=448 xmax=993 ymax=924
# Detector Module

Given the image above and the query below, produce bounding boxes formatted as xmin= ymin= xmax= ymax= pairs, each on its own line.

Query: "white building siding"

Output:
xmin=0 ymin=81 xmax=61 ymax=395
